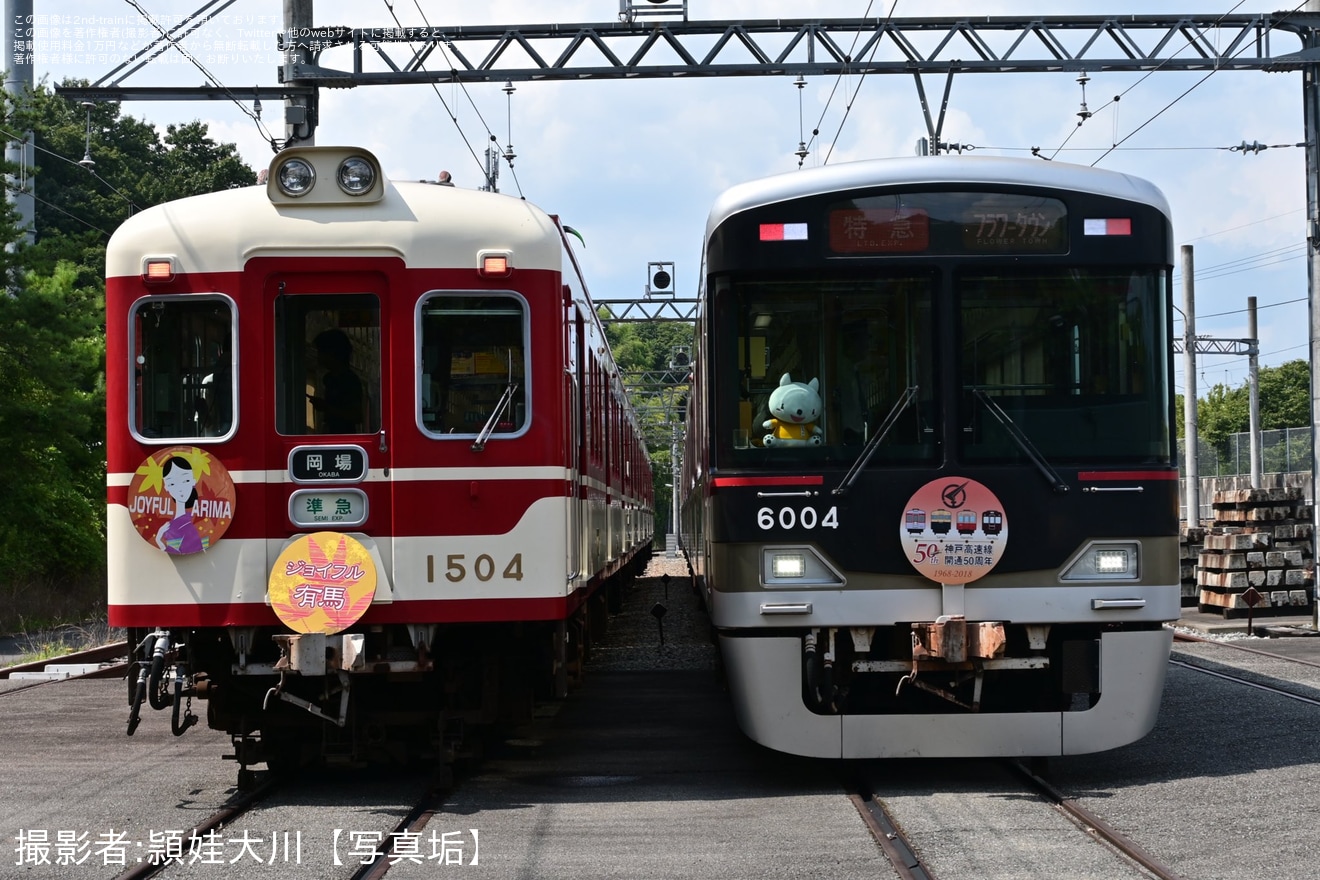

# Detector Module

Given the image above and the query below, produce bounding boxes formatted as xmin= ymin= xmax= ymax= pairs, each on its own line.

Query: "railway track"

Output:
xmin=1006 ymin=761 xmax=1187 ymax=880
xmin=0 ymin=641 xmax=128 ymax=696
xmin=1172 ymin=629 xmax=1320 ymax=706
xmin=110 ymin=776 xmax=282 ymax=880
xmin=854 ymin=761 xmax=1189 ymax=880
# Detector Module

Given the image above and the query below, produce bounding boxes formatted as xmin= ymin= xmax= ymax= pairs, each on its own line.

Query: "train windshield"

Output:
xmin=958 ymin=268 xmax=1171 ymax=464
xmin=275 ymin=294 xmax=381 ymax=435
xmin=131 ymin=296 xmax=235 ymax=440
xmin=419 ymin=293 xmax=528 ymax=438
xmin=717 ymin=273 xmax=938 ymax=464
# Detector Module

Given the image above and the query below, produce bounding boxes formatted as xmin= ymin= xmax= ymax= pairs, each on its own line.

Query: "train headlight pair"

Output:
xmin=275 ymin=155 xmax=377 ymax=198
xmin=1060 ymin=541 xmax=1140 ymax=581
xmin=761 ymin=546 xmax=845 ymax=587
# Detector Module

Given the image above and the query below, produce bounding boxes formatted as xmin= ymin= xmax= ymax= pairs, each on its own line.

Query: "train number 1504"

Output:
xmin=757 ymin=506 xmax=839 ymax=530
xmin=427 ymin=552 xmax=525 ymax=583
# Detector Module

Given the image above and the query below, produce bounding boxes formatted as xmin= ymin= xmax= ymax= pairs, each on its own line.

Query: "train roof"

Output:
xmin=106 ymin=155 xmax=565 ymax=279
xmin=705 ymin=154 xmax=1172 ymax=241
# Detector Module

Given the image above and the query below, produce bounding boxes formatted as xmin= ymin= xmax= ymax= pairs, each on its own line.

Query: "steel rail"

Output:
xmin=348 ymin=783 xmax=454 ymax=880
xmin=111 ymin=776 xmax=280 ymax=880
xmin=0 ymin=641 xmax=127 ymax=678
xmin=848 ymin=787 xmax=938 ymax=880
xmin=1169 ymin=658 xmax=1320 ymax=707
xmin=1173 ymin=629 xmax=1320 ymax=670
xmin=1007 ymin=761 xmax=1188 ymax=880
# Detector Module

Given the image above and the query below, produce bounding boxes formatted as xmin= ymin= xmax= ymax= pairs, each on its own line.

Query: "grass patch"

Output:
xmin=1 ymin=572 xmax=123 ymax=665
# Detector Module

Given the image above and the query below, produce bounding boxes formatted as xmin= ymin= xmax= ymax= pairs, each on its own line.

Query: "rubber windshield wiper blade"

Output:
xmin=833 ymin=385 xmax=917 ymax=497
xmin=471 ymin=382 xmax=519 ymax=452
xmin=972 ymin=388 xmax=1069 ymax=494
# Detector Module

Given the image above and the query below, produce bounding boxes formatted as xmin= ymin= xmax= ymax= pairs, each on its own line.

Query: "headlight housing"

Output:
xmin=761 ymin=546 xmax=846 ymax=587
xmin=276 ymin=157 xmax=316 ymax=197
xmin=337 ymin=156 xmax=376 ymax=195
xmin=1060 ymin=541 xmax=1140 ymax=580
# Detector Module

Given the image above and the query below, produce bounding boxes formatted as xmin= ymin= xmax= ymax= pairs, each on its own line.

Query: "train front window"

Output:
xmin=131 ymin=296 xmax=235 ymax=441
xmin=958 ymin=268 xmax=1170 ymax=463
xmin=419 ymin=293 xmax=528 ymax=438
xmin=718 ymin=274 xmax=937 ymax=464
xmin=275 ymin=294 xmax=381 ymax=435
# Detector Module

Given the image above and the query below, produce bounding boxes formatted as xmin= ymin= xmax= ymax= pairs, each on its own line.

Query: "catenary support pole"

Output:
xmin=1182 ymin=245 xmax=1200 ymax=529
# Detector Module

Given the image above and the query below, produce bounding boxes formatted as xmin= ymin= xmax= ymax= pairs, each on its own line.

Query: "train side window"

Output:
xmin=130 ymin=296 xmax=236 ymax=441
xmin=418 ymin=292 xmax=528 ymax=438
xmin=274 ymin=294 xmax=381 ymax=435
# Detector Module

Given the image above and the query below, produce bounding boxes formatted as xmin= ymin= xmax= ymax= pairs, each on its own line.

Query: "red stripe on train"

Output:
xmin=711 ymin=475 xmax=824 ymax=488
xmin=1077 ymin=470 xmax=1179 ymax=481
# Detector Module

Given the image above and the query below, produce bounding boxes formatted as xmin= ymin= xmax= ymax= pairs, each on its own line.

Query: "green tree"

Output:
xmin=604 ymin=317 xmax=694 ymax=535
xmin=0 ymin=81 xmax=258 ymax=601
xmin=16 ymin=82 xmax=256 ymax=277
xmin=1185 ymin=359 xmax=1312 ymax=474
xmin=1256 ymin=359 xmax=1310 ymax=429
xmin=0 ymin=262 xmax=104 ymax=582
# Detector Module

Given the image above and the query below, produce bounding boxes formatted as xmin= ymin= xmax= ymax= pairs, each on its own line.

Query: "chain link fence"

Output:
xmin=1177 ymin=427 xmax=1313 ymax=478
xmin=1177 ymin=427 xmax=1314 ymax=523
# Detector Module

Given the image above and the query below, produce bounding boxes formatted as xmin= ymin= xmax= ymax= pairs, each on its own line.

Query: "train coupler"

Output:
xmin=894 ymin=617 xmax=1008 ymax=711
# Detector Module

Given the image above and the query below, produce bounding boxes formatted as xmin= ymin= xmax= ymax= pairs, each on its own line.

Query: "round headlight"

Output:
xmin=338 ymin=156 xmax=376 ymax=195
xmin=276 ymin=157 xmax=316 ymax=197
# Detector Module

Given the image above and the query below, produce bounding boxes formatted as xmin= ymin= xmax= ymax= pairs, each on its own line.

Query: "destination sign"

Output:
xmin=828 ymin=192 xmax=1068 ymax=256
xmin=289 ymin=445 xmax=368 ymax=483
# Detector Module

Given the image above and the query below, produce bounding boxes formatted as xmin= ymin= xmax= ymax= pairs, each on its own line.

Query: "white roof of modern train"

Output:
xmin=106 ymin=178 xmax=565 ymax=280
xmin=705 ymin=155 xmax=1172 ymax=242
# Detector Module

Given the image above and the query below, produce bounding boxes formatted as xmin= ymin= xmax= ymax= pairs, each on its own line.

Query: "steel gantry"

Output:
xmin=55 ymin=13 xmax=1320 ymax=103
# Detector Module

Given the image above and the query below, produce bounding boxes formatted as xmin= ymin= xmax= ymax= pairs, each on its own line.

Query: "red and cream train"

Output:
xmin=105 ymin=145 xmax=653 ymax=774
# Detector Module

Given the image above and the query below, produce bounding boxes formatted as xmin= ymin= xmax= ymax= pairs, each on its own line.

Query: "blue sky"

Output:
xmin=33 ymin=1 xmax=1316 ymax=391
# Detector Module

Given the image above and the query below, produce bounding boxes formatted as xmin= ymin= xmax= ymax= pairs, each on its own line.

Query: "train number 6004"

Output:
xmin=756 ymin=506 xmax=839 ymax=530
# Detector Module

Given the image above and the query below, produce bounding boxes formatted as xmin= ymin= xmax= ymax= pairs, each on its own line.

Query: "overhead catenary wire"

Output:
xmin=796 ymin=0 xmax=897 ymax=167
xmin=0 ymin=122 xmax=143 ymax=215
xmin=377 ymin=0 xmax=523 ymax=196
xmin=1086 ymin=0 xmax=1311 ymax=167
xmin=821 ymin=0 xmax=900 ymax=167
xmin=118 ymin=0 xmax=281 ymax=151
xmin=2 ymin=181 xmax=114 ymax=238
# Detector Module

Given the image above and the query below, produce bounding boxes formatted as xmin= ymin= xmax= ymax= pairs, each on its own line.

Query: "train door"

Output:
xmin=568 ymin=306 xmax=585 ymax=588
xmin=264 ymin=269 xmax=392 ymax=590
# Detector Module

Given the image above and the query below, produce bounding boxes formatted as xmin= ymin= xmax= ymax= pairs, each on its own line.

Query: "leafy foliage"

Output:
xmin=0 ymin=263 xmax=104 ymax=582
xmin=0 ymin=82 xmax=257 ymax=595
xmin=604 ymin=317 xmax=694 ymax=532
xmin=15 ymin=82 xmax=256 ymax=277
xmin=1184 ymin=359 xmax=1312 ymax=473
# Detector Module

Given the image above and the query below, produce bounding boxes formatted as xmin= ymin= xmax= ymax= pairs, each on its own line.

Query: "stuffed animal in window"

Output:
xmin=763 ymin=373 xmax=823 ymax=447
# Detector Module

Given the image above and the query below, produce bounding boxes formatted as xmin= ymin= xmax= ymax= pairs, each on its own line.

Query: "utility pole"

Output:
xmin=1247 ymin=296 xmax=1262 ymax=487
xmin=283 ymin=0 xmax=315 ymax=146
xmin=1182 ymin=245 xmax=1200 ymax=528
xmin=1306 ymin=1 xmax=1320 ymax=630
xmin=4 ymin=0 xmax=34 ymax=246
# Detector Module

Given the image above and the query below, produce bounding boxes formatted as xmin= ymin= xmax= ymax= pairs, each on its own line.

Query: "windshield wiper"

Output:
xmin=833 ymin=385 xmax=918 ymax=497
xmin=971 ymin=389 xmax=1069 ymax=494
xmin=471 ymin=382 xmax=518 ymax=452
xmin=472 ymin=350 xmax=519 ymax=453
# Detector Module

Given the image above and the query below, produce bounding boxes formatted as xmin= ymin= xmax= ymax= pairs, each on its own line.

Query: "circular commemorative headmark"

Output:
xmin=268 ymin=532 xmax=378 ymax=634
xmin=899 ymin=477 xmax=1008 ymax=585
xmin=127 ymin=446 xmax=236 ymax=555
